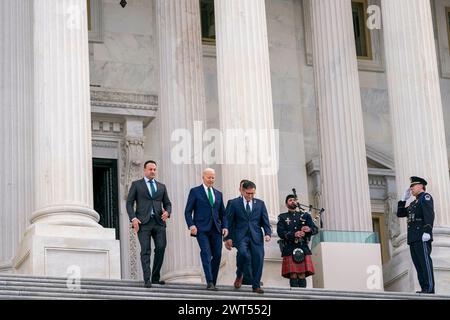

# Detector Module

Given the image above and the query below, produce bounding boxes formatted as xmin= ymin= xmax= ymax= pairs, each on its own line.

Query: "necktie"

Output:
xmin=150 ymin=180 xmax=157 ymax=197
xmin=246 ymin=201 xmax=251 ymax=216
xmin=207 ymin=187 xmax=214 ymax=207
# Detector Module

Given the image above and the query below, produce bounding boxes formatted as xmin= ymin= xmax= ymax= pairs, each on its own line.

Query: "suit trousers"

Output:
xmin=196 ymin=229 xmax=223 ymax=285
xmin=236 ymin=235 xmax=264 ymax=289
xmin=137 ymin=216 xmax=167 ymax=282
xmin=410 ymin=240 xmax=435 ymax=293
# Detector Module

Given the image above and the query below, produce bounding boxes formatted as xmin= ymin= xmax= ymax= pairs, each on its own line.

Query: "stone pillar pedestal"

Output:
xmin=13 ymin=0 xmax=120 ymax=279
xmin=309 ymin=0 xmax=382 ymax=290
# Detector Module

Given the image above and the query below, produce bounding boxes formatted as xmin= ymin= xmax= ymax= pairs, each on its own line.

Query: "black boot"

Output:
xmin=298 ymin=278 xmax=307 ymax=288
xmin=289 ymin=278 xmax=299 ymax=287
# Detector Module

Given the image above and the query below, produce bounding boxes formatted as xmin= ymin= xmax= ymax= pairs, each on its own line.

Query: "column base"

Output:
xmin=162 ymin=269 xmax=203 ymax=284
xmin=312 ymin=241 xmax=383 ymax=291
xmin=13 ymin=224 xmax=121 ymax=279
xmin=384 ymin=228 xmax=450 ymax=294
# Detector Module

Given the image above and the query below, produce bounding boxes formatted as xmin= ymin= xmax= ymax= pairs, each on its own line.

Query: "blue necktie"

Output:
xmin=150 ymin=180 xmax=157 ymax=197
xmin=246 ymin=201 xmax=251 ymax=217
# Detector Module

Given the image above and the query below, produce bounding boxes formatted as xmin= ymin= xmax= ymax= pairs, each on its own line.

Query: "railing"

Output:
xmin=311 ymin=230 xmax=379 ymax=249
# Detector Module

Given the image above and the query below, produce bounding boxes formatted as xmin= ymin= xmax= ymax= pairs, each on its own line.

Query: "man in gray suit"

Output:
xmin=126 ymin=160 xmax=172 ymax=288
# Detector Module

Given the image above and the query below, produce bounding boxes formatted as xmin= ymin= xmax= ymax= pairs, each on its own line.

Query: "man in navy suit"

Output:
xmin=225 ymin=179 xmax=253 ymax=288
xmin=126 ymin=160 xmax=172 ymax=288
xmin=225 ymin=180 xmax=272 ymax=294
xmin=184 ymin=168 xmax=228 ymax=290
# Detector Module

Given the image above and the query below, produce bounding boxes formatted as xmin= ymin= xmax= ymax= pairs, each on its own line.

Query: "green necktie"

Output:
xmin=207 ymin=187 xmax=214 ymax=207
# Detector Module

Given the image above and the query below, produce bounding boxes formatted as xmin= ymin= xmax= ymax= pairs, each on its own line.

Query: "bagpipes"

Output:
xmin=277 ymin=188 xmax=325 ymax=259
xmin=291 ymin=188 xmax=325 ymax=229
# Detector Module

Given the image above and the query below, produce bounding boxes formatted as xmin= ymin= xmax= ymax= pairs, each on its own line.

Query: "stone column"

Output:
xmin=382 ymin=0 xmax=450 ymax=294
xmin=13 ymin=0 xmax=120 ymax=279
xmin=156 ymin=0 xmax=205 ymax=283
xmin=0 ymin=0 xmax=34 ymax=271
xmin=31 ymin=0 xmax=98 ymax=227
xmin=310 ymin=0 xmax=372 ymax=232
xmin=214 ymin=0 xmax=280 ymax=219
xmin=214 ymin=0 xmax=281 ymax=287
xmin=309 ymin=0 xmax=382 ymax=291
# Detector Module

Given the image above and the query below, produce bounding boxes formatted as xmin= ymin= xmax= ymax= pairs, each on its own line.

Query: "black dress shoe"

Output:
xmin=144 ymin=281 xmax=152 ymax=288
xmin=252 ymin=287 xmax=264 ymax=294
xmin=152 ymin=280 xmax=166 ymax=285
xmin=206 ymin=282 xmax=218 ymax=291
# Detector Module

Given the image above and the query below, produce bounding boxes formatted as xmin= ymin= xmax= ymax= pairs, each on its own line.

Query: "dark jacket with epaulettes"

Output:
xmin=397 ymin=192 xmax=434 ymax=245
xmin=277 ymin=210 xmax=318 ymax=256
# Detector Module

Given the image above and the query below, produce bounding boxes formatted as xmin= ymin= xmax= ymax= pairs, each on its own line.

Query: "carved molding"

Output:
xmin=90 ymin=89 xmax=158 ymax=111
xmin=385 ymin=195 xmax=401 ymax=244
xmin=129 ymin=228 xmax=139 ymax=280
xmin=92 ymin=120 xmax=123 ymax=134
xmin=120 ymin=136 xmax=145 ymax=280
xmin=92 ymin=140 xmax=118 ymax=149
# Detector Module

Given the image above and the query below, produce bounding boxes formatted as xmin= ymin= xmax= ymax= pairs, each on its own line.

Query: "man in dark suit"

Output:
xmin=224 ymin=179 xmax=253 ymax=288
xmin=225 ymin=180 xmax=272 ymax=294
xmin=126 ymin=160 xmax=172 ymax=288
xmin=184 ymin=168 xmax=228 ymax=290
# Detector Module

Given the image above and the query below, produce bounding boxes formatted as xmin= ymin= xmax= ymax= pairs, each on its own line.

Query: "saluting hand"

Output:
xmin=403 ymin=187 xmax=412 ymax=201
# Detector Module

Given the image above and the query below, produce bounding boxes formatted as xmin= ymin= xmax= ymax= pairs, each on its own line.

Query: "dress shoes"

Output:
xmin=206 ymin=282 xmax=218 ymax=291
xmin=252 ymin=287 xmax=264 ymax=294
xmin=234 ymin=276 xmax=243 ymax=289
xmin=152 ymin=280 xmax=166 ymax=285
xmin=144 ymin=281 xmax=152 ymax=288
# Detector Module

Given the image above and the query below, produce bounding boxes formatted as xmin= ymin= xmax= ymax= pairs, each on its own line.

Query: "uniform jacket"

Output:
xmin=397 ymin=192 xmax=434 ymax=245
xmin=277 ymin=210 xmax=318 ymax=256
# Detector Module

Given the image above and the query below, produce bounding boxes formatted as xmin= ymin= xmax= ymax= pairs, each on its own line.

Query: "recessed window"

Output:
xmin=446 ymin=7 xmax=450 ymax=55
xmin=87 ymin=0 xmax=92 ymax=31
xmin=200 ymin=0 xmax=215 ymax=44
xmin=372 ymin=212 xmax=389 ymax=264
xmin=87 ymin=0 xmax=103 ymax=42
xmin=352 ymin=0 xmax=372 ymax=59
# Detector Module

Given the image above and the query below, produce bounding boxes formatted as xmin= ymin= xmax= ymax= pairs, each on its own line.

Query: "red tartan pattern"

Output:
xmin=281 ymin=254 xmax=315 ymax=278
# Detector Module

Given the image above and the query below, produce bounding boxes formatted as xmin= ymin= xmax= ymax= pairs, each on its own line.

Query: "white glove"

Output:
xmin=402 ymin=188 xmax=411 ymax=201
xmin=422 ymin=233 xmax=431 ymax=242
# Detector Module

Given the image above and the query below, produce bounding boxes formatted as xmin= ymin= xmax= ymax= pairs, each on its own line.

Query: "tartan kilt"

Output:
xmin=281 ymin=254 xmax=315 ymax=278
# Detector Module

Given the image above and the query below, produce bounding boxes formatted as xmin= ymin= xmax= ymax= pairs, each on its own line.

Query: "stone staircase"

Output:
xmin=0 ymin=273 xmax=448 ymax=300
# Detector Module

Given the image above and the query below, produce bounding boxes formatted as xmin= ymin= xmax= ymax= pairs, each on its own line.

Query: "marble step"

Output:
xmin=0 ymin=273 xmax=447 ymax=300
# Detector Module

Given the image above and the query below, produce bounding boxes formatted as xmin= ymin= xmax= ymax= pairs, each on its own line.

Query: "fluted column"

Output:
xmin=382 ymin=0 xmax=450 ymax=228
xmin=0 ymin=0 xmax=34 ymax=269
xmin=310 ymin=0 xmax=372 ymax=232
xmin=214 ymin=0 xmax=280 ymax=218
xmin=156 ymin=0 xmax=205 ymax=282
xmin=31 ymin=0 xmax=99 ymax=227
xmin=381 ymin=0 xmax=450 ymax=294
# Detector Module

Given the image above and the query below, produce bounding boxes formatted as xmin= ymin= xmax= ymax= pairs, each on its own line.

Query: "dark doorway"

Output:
xmin=93 ymin=158 xmax=120 ymax=239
